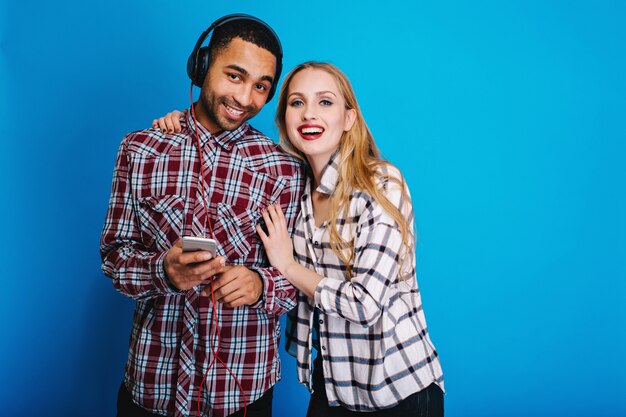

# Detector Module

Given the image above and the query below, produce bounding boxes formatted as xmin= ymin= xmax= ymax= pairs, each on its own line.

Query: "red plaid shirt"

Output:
xmin=100 ymin=110 xmax=304 ymax=417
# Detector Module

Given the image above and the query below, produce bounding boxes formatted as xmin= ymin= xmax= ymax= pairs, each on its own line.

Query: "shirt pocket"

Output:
xmin=136 ymin=194 xmax=185 ymax=251
xmin=214 ymin=202 xmax=260 ymax=263
xmin=219 ymin=170 xmax=288 ymax=211
xmin=251 ymin=171 xmax=289 ymax=208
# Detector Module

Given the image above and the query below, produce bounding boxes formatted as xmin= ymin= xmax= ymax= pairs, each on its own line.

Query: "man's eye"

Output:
xmin=229 ymin=74 xmax=240 ymax=81
xmin=256 ymin=84 xmax=268 ymax=91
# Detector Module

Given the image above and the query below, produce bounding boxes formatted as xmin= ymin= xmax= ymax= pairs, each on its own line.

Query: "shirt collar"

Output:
xmin=184 ymin=106 xmax=249 ymax=151
xmin=314 ymin=149 xmax=341 ymax=196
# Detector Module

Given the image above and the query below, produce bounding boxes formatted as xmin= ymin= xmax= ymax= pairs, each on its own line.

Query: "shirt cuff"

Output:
xmin=152 ymin=251 xmax=182 ymax=294
xmin=313 ymin=277 xmax=328 ymax=310
xmin=248 ymin=266 xmax=268 ymax=309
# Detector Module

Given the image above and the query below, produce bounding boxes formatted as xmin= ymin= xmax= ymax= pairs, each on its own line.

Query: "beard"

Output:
xmin=199 ymin=88 xmax=259 ymax=133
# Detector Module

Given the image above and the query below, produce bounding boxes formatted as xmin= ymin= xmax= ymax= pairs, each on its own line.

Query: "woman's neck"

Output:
xmin=306 ymin=151 xmax=336 ymax=189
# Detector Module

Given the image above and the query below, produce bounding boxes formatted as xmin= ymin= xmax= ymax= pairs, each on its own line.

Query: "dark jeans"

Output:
xmin=117 ymin=382 xmax=273 ymax=417
xmin=306 ymin=356 xmax=444 ymax=417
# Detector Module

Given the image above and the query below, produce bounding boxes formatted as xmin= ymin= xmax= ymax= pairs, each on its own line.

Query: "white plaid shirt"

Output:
xmin=285 ymin=152 xmax=444 ymax=411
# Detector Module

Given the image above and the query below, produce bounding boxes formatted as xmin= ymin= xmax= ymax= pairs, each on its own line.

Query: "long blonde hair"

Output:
xmin=276 ymin=62 xmax=414 ymax=279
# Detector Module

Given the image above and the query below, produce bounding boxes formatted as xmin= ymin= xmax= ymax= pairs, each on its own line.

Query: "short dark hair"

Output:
xmin=208 ymin=19 xmax=282 ymax=67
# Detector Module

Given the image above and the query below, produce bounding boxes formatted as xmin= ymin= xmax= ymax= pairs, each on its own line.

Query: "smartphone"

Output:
xmin=181 ymin=236 xmax=217 ymax=258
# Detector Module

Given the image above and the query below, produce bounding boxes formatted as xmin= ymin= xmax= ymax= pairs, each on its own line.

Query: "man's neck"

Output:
xmin=193 ymin=102 xmax=221 ymax=135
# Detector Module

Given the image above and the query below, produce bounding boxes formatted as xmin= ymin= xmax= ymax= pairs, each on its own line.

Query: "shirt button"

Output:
xmin=319 ymin=319 xmax=324 ymax=324
xmin=314 ymin=241 xmax=319 ymax=247
xmin=322 ymin=346 xmax=327 ymax=351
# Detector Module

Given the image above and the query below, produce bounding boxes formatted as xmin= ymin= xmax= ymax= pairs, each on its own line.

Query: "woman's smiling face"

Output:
xmin=284 ymin=68 xmax=356 ymax=166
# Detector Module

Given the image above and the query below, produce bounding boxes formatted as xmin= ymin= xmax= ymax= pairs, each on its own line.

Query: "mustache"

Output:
xmin=221 ymin=97 xmax=256 ymax=113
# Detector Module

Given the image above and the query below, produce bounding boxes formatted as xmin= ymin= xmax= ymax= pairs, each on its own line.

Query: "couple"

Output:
xmin=101 ymin=14 xmax=444 ymax=417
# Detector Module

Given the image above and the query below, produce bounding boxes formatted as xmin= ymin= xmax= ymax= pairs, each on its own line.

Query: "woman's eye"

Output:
xmin=289 ymin=100 xmax=304 ymax=107
xmin=320 ymin=99 xmax=333 ymax=106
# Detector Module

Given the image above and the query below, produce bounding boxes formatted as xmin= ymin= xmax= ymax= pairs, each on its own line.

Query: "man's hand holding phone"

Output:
xmin=166 ymin=237 xmax=263 ymax=307
xmin=164 ymin=237 xmax=225 ymax=291
xmin=201 ymin=265 xmax=263 ymax=307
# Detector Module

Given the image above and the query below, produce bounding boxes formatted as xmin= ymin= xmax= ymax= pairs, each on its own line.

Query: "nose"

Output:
xmin=234 ymin=85 xmax=254 ymax=108
xmin=303 ymin=104 xmax=317 ymax=121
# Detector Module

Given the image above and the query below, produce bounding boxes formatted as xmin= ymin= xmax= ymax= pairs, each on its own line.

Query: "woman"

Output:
xmin=155 ymin=62 xmax=444 ymax=416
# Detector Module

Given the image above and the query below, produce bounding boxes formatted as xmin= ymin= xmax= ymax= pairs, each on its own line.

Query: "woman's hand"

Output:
xmin=152 ymin=110 xmax=185 ymax=133
xmin=256 ymin=203 xmax=297 ymax=275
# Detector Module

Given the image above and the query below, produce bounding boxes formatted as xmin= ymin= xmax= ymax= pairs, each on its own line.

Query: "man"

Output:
xmin=101 ymin=15 xmax=304 ymax=417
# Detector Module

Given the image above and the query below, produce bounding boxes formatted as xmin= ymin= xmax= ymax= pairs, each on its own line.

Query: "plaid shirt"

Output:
xmin=101 ymin=110 xmax=304 ymax=417
xmin=285 ymin=152 xmax=444 ymax=411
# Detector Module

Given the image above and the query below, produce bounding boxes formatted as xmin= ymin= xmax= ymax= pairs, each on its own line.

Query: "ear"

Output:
xmin=344 ymin=108 xmax=357 ymax=132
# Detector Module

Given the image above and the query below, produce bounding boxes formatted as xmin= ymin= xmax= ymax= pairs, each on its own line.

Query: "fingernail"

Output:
xmin=219 ymin=258 xmax=226 ymax=266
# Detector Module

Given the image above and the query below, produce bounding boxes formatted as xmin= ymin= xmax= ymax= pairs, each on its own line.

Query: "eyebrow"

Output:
xmin=288 ymin=91 xmax=338 ymax=99
xmin=226 ymin=64 xmax=274 ymax=85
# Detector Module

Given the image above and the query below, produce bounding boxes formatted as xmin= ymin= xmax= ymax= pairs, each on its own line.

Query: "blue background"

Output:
xmin=1 ymin=0 xmax=624 ymax=416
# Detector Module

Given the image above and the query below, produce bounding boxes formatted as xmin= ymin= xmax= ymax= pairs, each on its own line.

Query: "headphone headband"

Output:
xmin=187 ymin=14 xmax=283 ymax=102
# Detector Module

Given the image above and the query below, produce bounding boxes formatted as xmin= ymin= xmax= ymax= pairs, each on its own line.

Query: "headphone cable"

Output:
xmin=189 ymin=84 xmax=248 ymax=417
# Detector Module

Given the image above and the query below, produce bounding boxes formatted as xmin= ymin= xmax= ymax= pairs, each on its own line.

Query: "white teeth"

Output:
xmin=225 ymin=105 xmax=243 ymax=116
xmin=301 ymin=127 xmax=323 ymax=134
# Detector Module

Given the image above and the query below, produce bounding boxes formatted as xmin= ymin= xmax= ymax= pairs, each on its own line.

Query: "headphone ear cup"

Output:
xmin=266 ymin=59 xmax=282 ymax=102
xmin=186 ymin=53 xmax=197 ymax=85
xmin=187 ymin=46 xmax=210 ymax=87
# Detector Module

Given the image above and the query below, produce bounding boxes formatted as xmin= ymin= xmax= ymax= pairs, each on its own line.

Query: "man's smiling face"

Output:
xmin=197 ymin=37 xmax=277 ymax=133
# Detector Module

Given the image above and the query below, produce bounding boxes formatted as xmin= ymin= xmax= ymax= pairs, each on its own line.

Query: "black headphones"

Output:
xmin=187 ymin=14 xmax=283 ymax=102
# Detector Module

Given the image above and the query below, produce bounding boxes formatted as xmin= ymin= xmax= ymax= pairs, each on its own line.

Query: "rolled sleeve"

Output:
xmin=100 ymin=138 xmax=180 ymax=300
xmin=249 ymin=266 xmax=298 ymax=315
xmin=313 ymin=168 xmax=413 ymax=327
xmin=314 ymin=221 xmax=404 ymax=327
